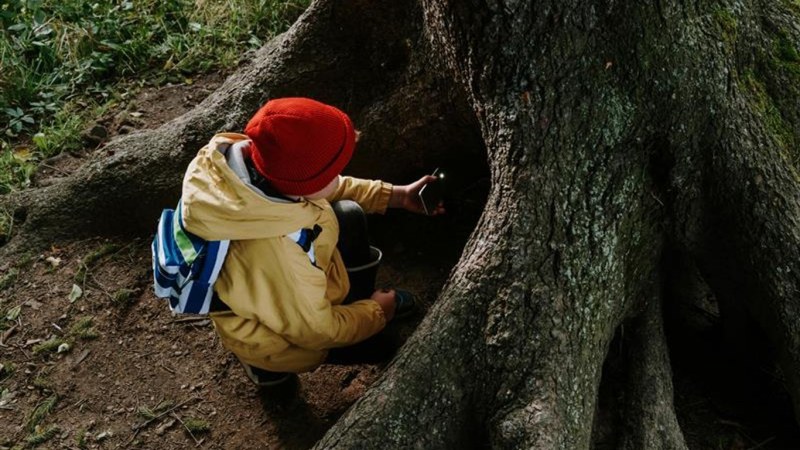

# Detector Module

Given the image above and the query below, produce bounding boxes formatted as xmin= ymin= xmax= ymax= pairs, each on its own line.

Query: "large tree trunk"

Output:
xmin=5 ymin=0 xmax=799 ymax=448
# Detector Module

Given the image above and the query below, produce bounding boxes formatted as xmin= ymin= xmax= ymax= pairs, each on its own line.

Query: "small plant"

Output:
xmin=112 ymin=288 xmax=136 ymax=305
xmin=183 ymin=417 xmax=210 ymax=434
xmin=0 ymin=361 xmax=15 ymax=379
xmin=32 ymin=337 xmax=68 ymax=355
xmin=25 ymin=424 xmax=61 ymax=446
xmin=0 ymin=267 xmax=18 ymax=291
xmin=137 ymin=399 xmax=174 ymax=420
xmin=75 ymin=428 xmax=87 ymax=448
xmin=32 ymin=373 xmax=53 ymax=391
xmin=26 ymin=395 xmax=58 ymax=432
xmin=69 ymin=316 xmax=99 ymax=340
xmin=75 ymin=243 xmax=121 ymax=282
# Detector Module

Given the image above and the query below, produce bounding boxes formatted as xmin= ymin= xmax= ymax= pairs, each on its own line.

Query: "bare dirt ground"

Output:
xmin=1 ymin=75 xmax=798 ymax=449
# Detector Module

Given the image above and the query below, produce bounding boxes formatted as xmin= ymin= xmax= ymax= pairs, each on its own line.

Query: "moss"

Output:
xmin=713 ymin=6 xmax=738 ymax=42
xmin=739 ymin=70 xmax=797 ymax=167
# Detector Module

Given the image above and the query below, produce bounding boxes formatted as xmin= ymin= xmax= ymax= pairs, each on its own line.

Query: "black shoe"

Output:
xmin=393 ymin=289 xmax=416 ymax=320
xmin=241 ymin=363 xmax=293 ymax=387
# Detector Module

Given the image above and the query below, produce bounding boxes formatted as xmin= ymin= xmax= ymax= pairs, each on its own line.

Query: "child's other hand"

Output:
xmin=371 ymin=289 xmax=396 ymax=321
xmin=390 ymin=175 xmax=446 ymax=215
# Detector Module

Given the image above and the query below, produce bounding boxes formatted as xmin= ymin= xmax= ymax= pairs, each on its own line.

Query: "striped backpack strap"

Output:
xmin=151 ymin=201 xmax=230 ymax=314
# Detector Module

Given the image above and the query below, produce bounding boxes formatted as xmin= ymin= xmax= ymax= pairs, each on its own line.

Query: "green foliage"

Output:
xmin=183 ymin=417 xmax=211 ymax=434
xmin=137 ymin=399 xmax=174 ymax=420
xmin=75 ymin=428 xmax=87 ymax=448
xmin=69 ymin=316 xmax=99 ymax=340
xmin=112 ymin=288 xmax=136 ymax=305
xmin=0 ymin=0 xmax=309 ymax=191
xmin=25 ymin=424 xmax=60 ymax=446
xmin=32 ymin=337 xmax=67 ymax=355
xmin=0 ymin=267 xmax=18 ymax=291
xmin=75 ymin=243 xmax=120 ymax=281
xmin=26 ymin=394 xmax=58 ymax=431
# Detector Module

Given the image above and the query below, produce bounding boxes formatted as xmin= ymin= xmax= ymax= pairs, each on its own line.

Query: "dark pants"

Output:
xmin=333 ymin=200 xmax=379 ymax=302
xmin=329 ymin=200 xmax=391 ymax=364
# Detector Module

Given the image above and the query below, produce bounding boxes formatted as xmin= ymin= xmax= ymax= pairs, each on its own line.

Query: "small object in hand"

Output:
xmin=419 ymin=168 xmax=445 ymax=215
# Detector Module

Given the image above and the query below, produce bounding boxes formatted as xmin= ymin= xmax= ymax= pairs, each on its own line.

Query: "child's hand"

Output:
xmin=371 ymin=289 xmax=396 ymax=321
xmin=389 ymin=175 xmax=446 ymax=215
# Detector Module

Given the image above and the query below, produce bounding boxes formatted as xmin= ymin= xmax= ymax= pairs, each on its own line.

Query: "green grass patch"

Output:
xmin=25 ymin=424 xmax=61 ymax=446
xmin=32 ymin=337 xmax=68 ymax=355
xmin=137 ymin=399 xmax=174 ymax=420
xmin=69 ymin=316 xmax=99 ymax=340
xmin=112 ymin=288 xmax=136 ymax=306
xmin=26 ymin=394 xmax=58 ymax=431
xmin=75 ymin=428 xmax=87 ymax=448
xmin=0 ymin=361 xmax=15 ymax=378
xmin=0 ymin=0 xmax=309 ymax=192
xmin=183 ymin=417 xmax=210 ymax=434
xmin=32 ymin=372 xmax=53 ymax=390
xmin=75 ymin=243 xmax=120 ymax=281
xmin=0 ymin=268 xmax=18 ymax=291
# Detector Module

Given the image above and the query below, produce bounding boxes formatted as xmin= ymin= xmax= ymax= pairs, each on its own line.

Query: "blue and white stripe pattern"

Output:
xmin=152 ymin=203 xmax=322 ymax=314
xmin=152 ymin=201 xmax=230 ymax=314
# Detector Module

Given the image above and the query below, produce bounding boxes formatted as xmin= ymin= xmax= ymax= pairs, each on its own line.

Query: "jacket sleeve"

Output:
xmin=274 ymin=263 xmax=387 ymax=350
xmin=326 ymin=176 xmax=393 ymax=214
xmin=218 ymin=241 xmax=387 ymax=351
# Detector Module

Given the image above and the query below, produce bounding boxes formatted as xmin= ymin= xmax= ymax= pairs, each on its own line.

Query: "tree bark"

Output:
xmin=5 ymin=0 xmax=800 ymax=448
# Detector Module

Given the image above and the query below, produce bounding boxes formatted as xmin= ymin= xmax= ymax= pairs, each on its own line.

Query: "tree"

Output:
xmin=5 ymin=0 xmax=799 ymax=448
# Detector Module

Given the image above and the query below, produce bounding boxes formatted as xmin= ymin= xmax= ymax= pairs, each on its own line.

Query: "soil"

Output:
xmin=1 ymin=74 xmax=798 ymax=449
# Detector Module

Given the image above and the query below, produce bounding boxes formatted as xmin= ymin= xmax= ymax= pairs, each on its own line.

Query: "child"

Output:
xmin=180 ymin=97 xmax=442 ymax=386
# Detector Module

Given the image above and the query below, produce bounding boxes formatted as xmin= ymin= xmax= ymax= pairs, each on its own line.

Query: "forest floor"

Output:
xmin=0 ymin=76 xmax=798 ymax=449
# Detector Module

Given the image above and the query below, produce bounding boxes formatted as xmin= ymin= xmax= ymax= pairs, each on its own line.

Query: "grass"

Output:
xmin=0 ymin=0 xmax=309 ymax=193
xmin=183 ymin=417 xmax=211 ymax=434
xmin=137 ymin=399 xmax=174 ymax=420
xmin=74 ymin=243 xmax=120 ymax=282
xmin=26 ymin=394 xmax=57 ymax=431
xmin=0 ymin=267 xmax=18 ymax=290
xmin=69 ymin=316 xmax=99 ymax=340
xmin=25 ymin=425 xmax=60 ymax=446
xmin=112 ymin=288 xmax=136 ymax=306
xmin=32 ymin=337 xmax=67 ymax=355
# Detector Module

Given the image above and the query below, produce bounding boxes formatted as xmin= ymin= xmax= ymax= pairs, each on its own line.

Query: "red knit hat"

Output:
xmin=244 ymin=97 xmax=356 ymax=196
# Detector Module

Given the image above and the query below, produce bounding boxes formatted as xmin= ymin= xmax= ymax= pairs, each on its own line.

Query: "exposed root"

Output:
xmin=620 ymin=295 xmax=687 ymax=450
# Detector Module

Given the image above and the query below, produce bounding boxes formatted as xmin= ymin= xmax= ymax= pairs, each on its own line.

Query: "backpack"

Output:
xmin=151 ymin=200 xmax=230 ymax=315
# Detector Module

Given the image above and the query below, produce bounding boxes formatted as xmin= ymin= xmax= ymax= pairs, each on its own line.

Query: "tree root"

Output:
xmin=620 ymin=295 xmax=687 ymax=450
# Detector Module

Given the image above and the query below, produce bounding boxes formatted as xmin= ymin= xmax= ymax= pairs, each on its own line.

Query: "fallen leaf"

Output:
xmin=130 ymin=111 xmax=143 ymax=118
xmin=5 ymin=305 xmax=20 ymax=321
xmin=69 ymin=284 xmax=83 ymax=303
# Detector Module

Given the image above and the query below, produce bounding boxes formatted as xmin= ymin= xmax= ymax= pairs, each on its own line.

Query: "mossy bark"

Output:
xmin=4 ymin=0 xmax=800 ymax=447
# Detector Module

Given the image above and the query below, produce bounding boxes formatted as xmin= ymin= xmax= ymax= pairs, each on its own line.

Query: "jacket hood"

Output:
xmin=181 ymin=133 xmax=324 ymax=241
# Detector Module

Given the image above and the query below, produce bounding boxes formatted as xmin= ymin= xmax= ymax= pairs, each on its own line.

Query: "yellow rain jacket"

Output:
xmin=181 ymin=133 xmax=391 ymax=372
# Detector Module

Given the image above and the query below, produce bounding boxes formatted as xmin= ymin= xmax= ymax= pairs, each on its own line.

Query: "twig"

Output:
xmin=172 ymin=317 xmax=210 ymax=324
xmin=126 ymin=397 xmax=201 ymax=446
xmin=0 ymin=324 xmax=18 ymax=345
xmin=38 ymin=163 xmax=70 ymax=176
xmin=170 ymin=412 xmax=203 ymax=446
xmin=160 ymin=364 xmax=176 ymax=374
xmin=747 ymin=436 xmax=776 ymax=450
